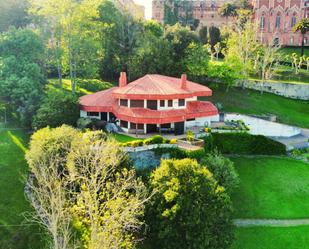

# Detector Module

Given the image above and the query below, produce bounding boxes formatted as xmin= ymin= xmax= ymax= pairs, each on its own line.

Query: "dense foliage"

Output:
xmin=201 ymin=150 xmax=239 ymax=194
xmin=0 ymin=28 xmax=45 ymax=126
xmin=26 ymin=126 xmax=148 ymax=249
xmin=208 ymin=133 xmax=286 ymax=155
xmin=32 ymin=89 xmax=80 ymax=129
xmin=147 ymin=158 xmax=234 ymax=249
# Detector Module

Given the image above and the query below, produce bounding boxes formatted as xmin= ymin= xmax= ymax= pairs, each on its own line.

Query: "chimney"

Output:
xmin=119 ymin=72 xmax=127 ymax=87
xmin=181 ymin=74 xmax=187 ymax=89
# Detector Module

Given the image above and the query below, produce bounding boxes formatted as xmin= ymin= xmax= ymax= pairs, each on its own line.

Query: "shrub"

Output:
xmin=203 ymin=134 xmax=214 ymax=153
xmin=75 ymin=79 xmax=113 ymax=92
xmin=205 ymin=133 xmax=286 ymax=155
xmin=147 ymin=158 xmax=234 ymax=249
xmin=32 ymin=89 xmax=80 ymax=129
xmin=201 ymin=150 xmax=239 ymax=194
xmin=291 ymin=149 xmax=302 ymax=157
xmin=170 ymin=138 xmax=177 ymax=144
xmin=143 ymin=135 xmax=164 ymax=145
xmin=186 ymin=130 xmax=194 ymax=142
xmin=77 ymin=118 xmax=93 ymax=129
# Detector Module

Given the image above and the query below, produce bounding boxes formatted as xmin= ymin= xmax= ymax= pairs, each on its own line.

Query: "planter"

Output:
xmin=177 ymin=138 xmax=205 ymax=147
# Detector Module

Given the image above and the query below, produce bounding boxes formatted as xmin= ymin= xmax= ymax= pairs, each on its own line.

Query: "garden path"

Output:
xmin=234 ymin=219 xmax=309 ymax=227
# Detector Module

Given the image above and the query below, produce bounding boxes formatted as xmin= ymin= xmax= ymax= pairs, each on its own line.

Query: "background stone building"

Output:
xmin=152 ymin=0 xmax=309 ymax=46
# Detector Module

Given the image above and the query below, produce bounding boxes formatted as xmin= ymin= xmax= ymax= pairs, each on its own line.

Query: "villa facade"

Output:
xmin=152 ymin=0 xmax=309 ymax=46
xmin=79 ymin=73 xmax=219 ymax=135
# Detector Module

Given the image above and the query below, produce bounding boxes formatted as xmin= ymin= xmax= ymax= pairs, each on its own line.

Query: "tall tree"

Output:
xmin=293 ymin=18 xmax=309 ymax=56
xmin=147 ymin=158 xmax=234 ymax=249
xmin=67 ymin=131 xmax=149 ymax=249
xmin=26 ymin=125 xmax=80 ymax=249
xmin=164 ymin=23 xmax=199 ymax=75
xmin=218 ymin=3 xmax=237 ymax=23
xmin=208 ymin=26 xmax=221 ymax=48
xmin=129 ymin=20 xmax=173 ymax=79
xmin=0 ymin=28 xmax=46 ymax=126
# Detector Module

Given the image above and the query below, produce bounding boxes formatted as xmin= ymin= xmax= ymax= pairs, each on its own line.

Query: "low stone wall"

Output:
xmin=124 ymin=143 xmax=177 ymax=153
xmin=225 ymin=113 xmax=301 ymax=137
xmin=236 ymin=80 xmax=309 ymax=100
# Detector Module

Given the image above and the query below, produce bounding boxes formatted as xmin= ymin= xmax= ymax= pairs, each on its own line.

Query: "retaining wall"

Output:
xmin=236 ymin=80 xmax=309 ymax=100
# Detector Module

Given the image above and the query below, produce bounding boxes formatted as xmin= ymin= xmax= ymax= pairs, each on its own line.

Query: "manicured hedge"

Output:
xmin=206 ymin=133 xmax=286 ymax=155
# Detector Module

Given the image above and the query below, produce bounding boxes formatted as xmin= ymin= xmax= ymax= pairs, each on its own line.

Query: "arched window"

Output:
xmin=275 ymin=15 xmax=281 ymax=28
xmin=260 ymin=15 xmax=265 ymax=29
xmin=291 ymin=15 xmax=297 ymax=27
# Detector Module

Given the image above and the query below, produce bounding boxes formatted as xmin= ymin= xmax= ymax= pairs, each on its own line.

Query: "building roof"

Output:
xmin=79 ymin=87 xmax=117 ymax=112
xmin=79 ymin=73 xmax=218 ymax=124
xmin=112 ymin=74 xmax=212 ymax=100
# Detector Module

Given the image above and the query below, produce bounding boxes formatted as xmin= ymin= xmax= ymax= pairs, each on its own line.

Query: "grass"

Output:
xmin=204 ymin=86 xmax=309 ymax=128
xmin=0 ymin=129 xmax=44 ymax=249
xmin=231 ymin=156 xmax=309 ymax=219
xmin=232 ymin=226 xmax=309 ymax=249
xmin=111 ymin=133 xmax=142 ymax=143
xmin=279 ymin=46 xmax=309 ymax=58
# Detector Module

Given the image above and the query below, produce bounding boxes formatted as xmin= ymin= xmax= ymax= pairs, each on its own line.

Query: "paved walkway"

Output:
xmin=234 ymin=219 xmax=309 ymax=227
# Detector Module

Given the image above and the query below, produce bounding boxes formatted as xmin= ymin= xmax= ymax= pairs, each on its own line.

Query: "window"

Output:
xmin=186 ymin=118 xmax=196 ymax=121
xmin=87 ymin=112 xmax=99 ymax=116
xmin=147 ymin=100 xmax=158 ymax=110
xmin=120 ymin=120 xmax=128 ymax=128
xmin=178 ymin=99 xmax=185 ymax=106
xmin=130 ymin=100 xmax=144 ymax=108
xmin=120 ymin=99 xmax=128 ymax=107
xmin=290 ymin=36 xmax=294 ymax=45
xmin=291 ymin=16 xmax=297 ymax=27
xmin=160 ymin=100 xmax=165 ymax=107
xmin=275 ymin=15 xmax=281 ymax=28
xmin=260 ymin=16 xmax=265 ymax=29
xmin=168 ymin=100 xmax=173 ymax=107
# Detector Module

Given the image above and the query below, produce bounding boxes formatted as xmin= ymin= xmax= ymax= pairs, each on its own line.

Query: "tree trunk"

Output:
xmin=57 ymin=59 xmax=62 ymax=88
xmin=301 ymin=33 xmax=305 ymax=56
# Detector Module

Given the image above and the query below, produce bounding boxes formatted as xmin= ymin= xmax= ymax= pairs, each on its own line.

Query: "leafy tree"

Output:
xmin=224 ymin=22 xmax=261 ymax=79
xmin=129 ymin=21 xmax=173 ymax=79
xmin=164 ymin=23 xmax=199 ymax=75
xmin=30 ymin=0 xmax=103 ymax=91
xmin=147 ymin=158 xmax=234 ymax=249
xmin=183 ymin=42 xmax=209 ymax=77
xmin=207 ymin=61 xmax=240 ymax=89
xmin=199 ymin=26 xmax=208 ymax=44
xmin=32 ymin=89 xmax=79 ymax=129
xmin=98 ymin=1 xmax=143 ymax=80
xmin=0 ymin=28 xmax=46 ymax=127
xmin=208 ymin=26 xmax=221 ymax=48
xmin=218 ymin=3 xmax=237 ymax=22
xmin=201 ymin=150 xmax=239 ymax=195
xmin=236 ymin=8 xmax=252 ymax=31
xmin=26 ymin=125 xmax=81 ymax=249
xmin=293 ymin=18 xmax=309 ymax=56
xmin=256 ymin=44 xmax=281 ymax=93
xmin=67 ymin=131 xmax=149 ymax=249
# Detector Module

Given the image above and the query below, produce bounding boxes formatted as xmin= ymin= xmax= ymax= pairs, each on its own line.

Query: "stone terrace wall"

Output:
xmin=236 ymin=80 xmax=309 ymax=100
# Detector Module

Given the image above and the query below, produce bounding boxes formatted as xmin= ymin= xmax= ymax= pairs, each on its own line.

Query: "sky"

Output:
xmin=134 ymin=0 xmax=152 ymax=19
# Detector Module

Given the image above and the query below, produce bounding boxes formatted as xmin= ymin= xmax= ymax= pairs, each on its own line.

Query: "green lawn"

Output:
xmin=111 ymin=133 xmax=141 ymax=143
xmin=204 ymin=87 xmax=309 ymax=128
xmin=0 ymin=129 xmax=44 ymax=249
xmin=231 ymin=156 xmax=309 ymax=219
xmin=280 ymin=46 xmax=309 ymax=58
xmin=232 ymin=226 xmax=309 ymax=249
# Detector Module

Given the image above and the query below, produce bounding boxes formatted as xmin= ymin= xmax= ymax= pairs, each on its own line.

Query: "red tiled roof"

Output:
xmin=112 ymin=74 xmax=212 ymax=100
xmin=79 ymin=87 xmax=117 ymax=112
xmin=79 ymin=74 xmax=218 ymax=124
xmin=113 ymin=101 xmax=218 ymax=124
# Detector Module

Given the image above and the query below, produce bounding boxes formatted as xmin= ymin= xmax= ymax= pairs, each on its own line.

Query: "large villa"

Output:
xmin=79 ymin=72 xmax=219 ymax=135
